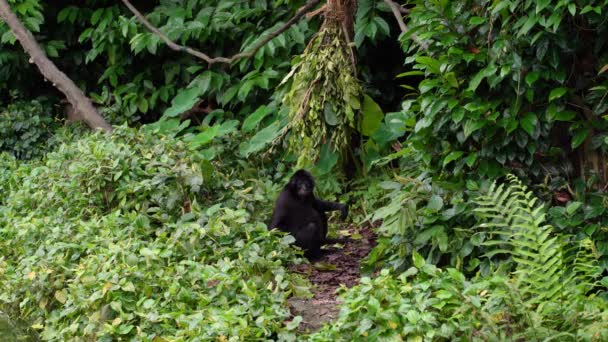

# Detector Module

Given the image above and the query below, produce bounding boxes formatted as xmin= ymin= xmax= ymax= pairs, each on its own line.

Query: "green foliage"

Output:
xmin=310 ymin=266 xmax=500 ymax=341
xmin=0 ymin=97 xmax=59 ymax=160
xmin=1 ymin=1 xmax=314 ymax=124
xmin=401 ymin=0 xmax=608 ymax=179
xmin=0 ymin=127 xmax=308 ymax=340
xmin=0 ymin=153 xmax=20 ymax=204
xmin=363 ymin=152 xmax=477 ymax=273
xmin=542 ymin=176 xmax=608 ymax=269
xmin=282 ymin=21 xmax=361 ymax=168
xmin=474 ymin=175 xmax=603 ymax=302
xmin=353 ymin=0 xmax=392 ymax=48
xmin=316 ymin=177 xmax=608 ymax=341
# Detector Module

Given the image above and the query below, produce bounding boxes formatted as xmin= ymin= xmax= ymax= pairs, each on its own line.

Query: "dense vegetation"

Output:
xmin=2 ymin=0 xmax=608 ymax=340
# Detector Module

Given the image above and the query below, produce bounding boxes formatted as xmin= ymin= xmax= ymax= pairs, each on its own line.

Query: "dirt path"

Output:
xmin=288 ymin=224 xmax=376 ymax=332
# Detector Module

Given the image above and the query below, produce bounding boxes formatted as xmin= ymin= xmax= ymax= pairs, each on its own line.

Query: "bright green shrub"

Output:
xmin=310 ymin=260 xmax=509 ymax=341
xmin=312 ymin=252 xmax=608 ymax=341
xmin=0 ymin=127 xmax=306 ymax=340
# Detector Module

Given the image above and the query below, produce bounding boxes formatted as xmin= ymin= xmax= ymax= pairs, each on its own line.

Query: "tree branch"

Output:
xmin=122 ymin=0 xmax=320 ymax=65
xmin=0 ymin=0 xmax=112 ymax=132
xmin=383 ymin=0 xmax=428 ymax=51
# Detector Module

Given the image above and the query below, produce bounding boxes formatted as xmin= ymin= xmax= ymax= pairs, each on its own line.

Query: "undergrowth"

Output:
xmin=0 ymin=127 xmax=309 ymax=340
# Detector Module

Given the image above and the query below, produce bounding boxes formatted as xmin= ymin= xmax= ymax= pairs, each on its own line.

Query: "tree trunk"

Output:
xmin=0 ymin=0 xmax=113 ymax=133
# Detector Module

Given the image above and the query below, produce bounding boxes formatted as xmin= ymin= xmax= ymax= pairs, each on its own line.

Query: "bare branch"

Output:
xmin=383 ymin=0 xmax=428 ymax=51
xmin=122 ymin=0 xmax=320 ymax=65
xmin=399 ymin=5 xmax=410 ymax=14
xmin=0 ymin=0 xmax=112 ymax=132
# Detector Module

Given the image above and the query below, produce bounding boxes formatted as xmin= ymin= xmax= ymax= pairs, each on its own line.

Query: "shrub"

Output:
xmin=0 ymin=127 xmax=307 ymax=340
xmin=0 ymin=98 xmax=59 ymax=160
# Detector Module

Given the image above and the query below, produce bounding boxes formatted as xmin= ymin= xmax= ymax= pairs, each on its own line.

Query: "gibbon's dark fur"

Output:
xmin=268 ymin=170 xmax=348 ymax=258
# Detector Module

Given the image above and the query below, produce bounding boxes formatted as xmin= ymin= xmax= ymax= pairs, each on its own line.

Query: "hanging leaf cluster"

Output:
xmin=281 ymin=19 xmax=361 ymax=168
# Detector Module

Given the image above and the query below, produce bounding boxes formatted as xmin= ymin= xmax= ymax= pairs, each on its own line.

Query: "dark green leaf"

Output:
xmin=549 ymin=87 xmax=568 ymax=102
xmin=520 ymin=112 xmax=537 ymax=136
xmin=571 ymin=128 xmax=589 ymax=148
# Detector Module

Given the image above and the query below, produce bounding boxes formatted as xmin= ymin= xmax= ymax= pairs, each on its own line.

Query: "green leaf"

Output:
xmin=323 ymin=103 xmax=339 ymax=126
xmin=568 ymin=3 xmax=576 ymax=15
xmin=427 ymin=195 xmax=444 ymax=211
xmin=566 ymin=201 xmax=582 ymax=215
xmin=466 ymin=152 xmax=478 ymax=167
xmin=518 ymin=15 xmax=537 ymax=37
xmin=571 ymin=128 xmax=589 ymax=148
xmin=525 ymin=71 xmax=540 ymax=86
xmin=396 ymin=71 xmax=425 ymax=78
xmin=412 ymin=251 xmax=425 ymax=268
xmin=239 ymin=119 xmax=286 ymax=157
xmin=190 ymin=126 xmax=219 ymax=148
xmin=415 ymin=56 xmax=441 ymax=74
xmin=242 ymin=105 xmax=272 ymax=132
xmin=54 ymin=290 xmax=67 ymax=304
xmin=361 ymin=94 xmax=384 ymax=136
xmin=463 ymin=119 xmax=486 ymax=138
xmin=469 ymin=16 xmax=486 ymax=25
xmin=491 ymin=1 xmax=511 ymax=14
xmin=520 ymin=112 xmax=537 ymax=136
xmin=163 ymin=87 xmax=200 ymax=118
xmin=452 ymin=108 xmax=465 ymax=123
xmin=443 ymin=151 xmax=463 ymax=167
xmin=315 ymin=144 xmax=339 ymax=176
xmin=553 ymin=110 xmax=576 ymax=121
xmin=285 ymin=316 xmax=302 ymax=330
xmin=549 ymin=87 xmax=568 ymax=102
xmin=219 ymin=85 xmax=239 ymax=105
xmin=536 ymin=0 xmax=551 ymax=13
xmin=138 ymin=98 xmax=149 ymax=113
xmin=468 ymin=69 xmax=485 ymax=92
xmin=445 ymin=72 xmax=458 ymax=88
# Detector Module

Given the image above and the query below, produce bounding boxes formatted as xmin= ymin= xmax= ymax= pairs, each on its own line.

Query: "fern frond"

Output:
xmin=474 ymin=175 xmax=565 ymax=308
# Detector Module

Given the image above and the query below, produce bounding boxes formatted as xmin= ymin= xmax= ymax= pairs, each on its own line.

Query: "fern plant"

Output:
xmin=474 ymin=175 xmax=606 ymax=335
xmin=475 ymin=175 xmax=565 ymax=307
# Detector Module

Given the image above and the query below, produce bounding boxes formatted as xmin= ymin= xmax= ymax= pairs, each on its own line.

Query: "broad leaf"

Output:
xmin=239 ymin=119 xmax=286 ymax=157
xmin=163 ymin=87 xmax=201 ymax=117
xmin=571 ymin=128 xmax=589 ymax=148
xmin=520 ymin=112 xmax=538 ymax=136
xmin=242 ymin=105 xmax=272 ymax=132
xmin=549 ymin=87 xmax=568 ymax=102
xmin=361 ymin=94 xmax=384 ymax=136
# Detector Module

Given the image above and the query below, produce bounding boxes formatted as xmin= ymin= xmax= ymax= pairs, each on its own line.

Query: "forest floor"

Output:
xmin=288 ymin=223 xmax=377 ymax=332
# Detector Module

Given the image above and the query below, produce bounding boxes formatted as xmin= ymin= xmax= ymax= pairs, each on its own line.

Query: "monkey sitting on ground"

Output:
xmin=268 ymin=169 xmax=348 ymax=258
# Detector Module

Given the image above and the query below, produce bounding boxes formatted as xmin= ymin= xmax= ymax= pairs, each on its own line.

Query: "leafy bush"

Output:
xmin=362 ymin=155 xmax=478 ymax=273
xmin=0 ymin=153 xmax=19 ymax=202
xmin=0 ymin=98 xmax=59 ymax=160
xmin=401 ymin=0 xmax=608 ymax=179
xmin=0 ymin=127 xmax=308 ymax=340
xmin=310 ymin=262 xmax=503 ymax=341
xmin=313 ymin=176 xmax=608 ymax=341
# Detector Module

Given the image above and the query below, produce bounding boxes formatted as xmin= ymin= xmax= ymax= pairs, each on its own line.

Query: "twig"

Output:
xmin=121 ymin=0 xmax=320 ymax=65
xmin=383 ymin=0 xmax=428 ymax=51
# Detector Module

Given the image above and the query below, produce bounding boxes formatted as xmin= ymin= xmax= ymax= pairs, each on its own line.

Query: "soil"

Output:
xmin=288 ymin=223 xmax=377 ymax=332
